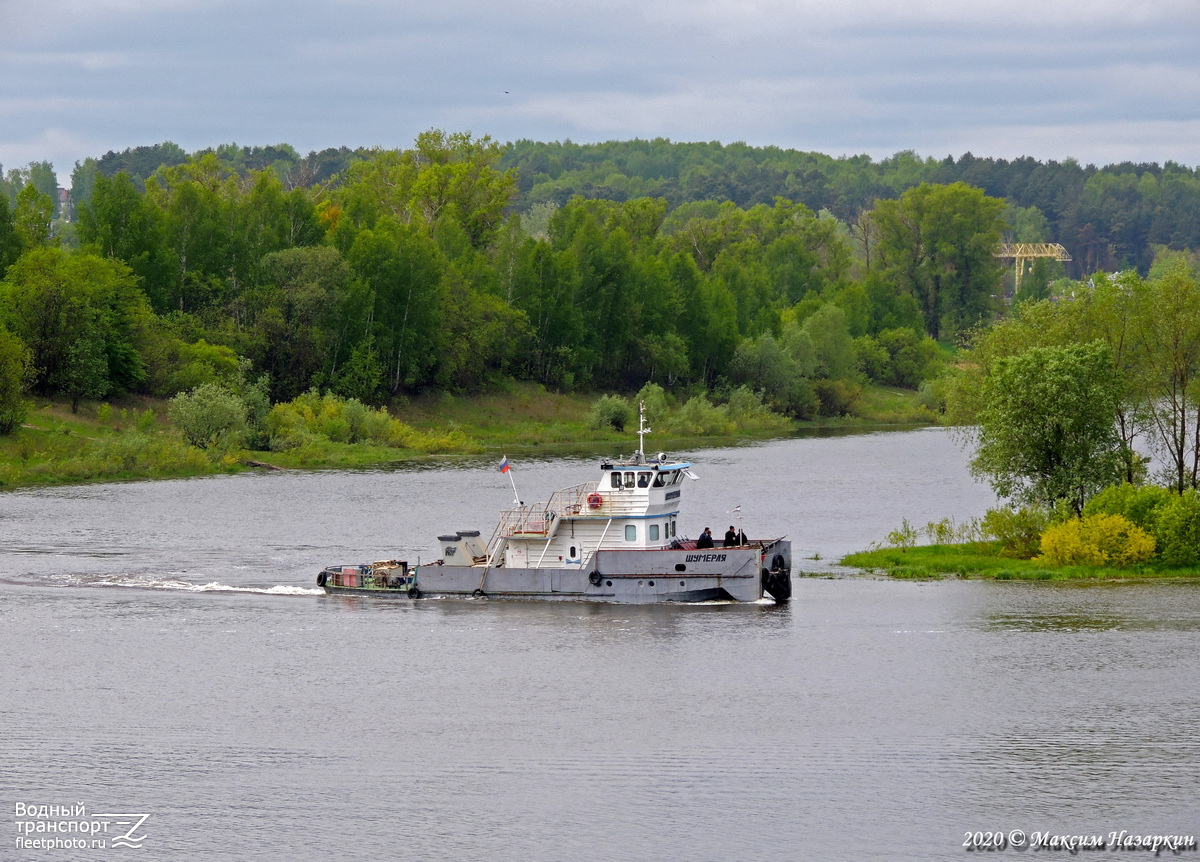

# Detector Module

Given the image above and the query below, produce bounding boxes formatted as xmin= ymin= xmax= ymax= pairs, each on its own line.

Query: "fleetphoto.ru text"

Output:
xmin=13 ymin=803 xmax=151 ymax=853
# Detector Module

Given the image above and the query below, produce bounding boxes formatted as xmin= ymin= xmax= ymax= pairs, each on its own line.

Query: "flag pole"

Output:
xmin=500 ymin=455 xmax=520 ymax=506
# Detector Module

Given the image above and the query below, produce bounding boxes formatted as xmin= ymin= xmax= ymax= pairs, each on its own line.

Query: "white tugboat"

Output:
xmin=318 ymin=404 xmax=792 ymax=603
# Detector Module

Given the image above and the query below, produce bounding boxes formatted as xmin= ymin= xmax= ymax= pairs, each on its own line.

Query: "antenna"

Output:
xmin=637 ymin=400 xmax=650 ymax=464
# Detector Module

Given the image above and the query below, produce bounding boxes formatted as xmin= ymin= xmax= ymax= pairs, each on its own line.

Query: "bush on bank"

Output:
xmin=856 ymin=484 xmax=1200 ymax=579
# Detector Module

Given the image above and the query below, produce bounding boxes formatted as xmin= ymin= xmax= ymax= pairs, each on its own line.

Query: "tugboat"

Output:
xmin=318 ymin=404 xmax=792 ymax=603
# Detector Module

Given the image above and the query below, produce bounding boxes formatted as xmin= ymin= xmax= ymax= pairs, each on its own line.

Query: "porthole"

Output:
xmin=679 ymin=580 xmax=686 ymax=587
xmin=606 ymin=580 xmax=612 ymax=587
xmin=675 ymin=564 xmax=686 ymax=572
xmin=648 ymin=580 xmax=655 ymax=587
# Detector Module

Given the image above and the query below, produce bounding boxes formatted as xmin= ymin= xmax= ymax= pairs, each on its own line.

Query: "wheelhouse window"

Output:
xmin=623 ymin=472 xmax=635 ymax=489
xmin=637 ymin=472 xmax=651 ymax=487
xmin=652 ymin=472 xmax=666 ymax=488
xmin=624 ymin=524 xmax=637 ymax=541
xmin=649 ymin=524 xmax=660 ymax=541
xmin=610 ymin=473 xmax=622 ymax=489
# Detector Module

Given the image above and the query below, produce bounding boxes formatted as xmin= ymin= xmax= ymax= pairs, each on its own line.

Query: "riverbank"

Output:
xmin=841 ymin=543 xmax=1200 ymax=581
xmin=0 ymin=383 xmax=936 ymax=490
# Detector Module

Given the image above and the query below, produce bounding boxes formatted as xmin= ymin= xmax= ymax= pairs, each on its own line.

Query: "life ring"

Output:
xmin=587 ymin=492 xmax=603 ymax=509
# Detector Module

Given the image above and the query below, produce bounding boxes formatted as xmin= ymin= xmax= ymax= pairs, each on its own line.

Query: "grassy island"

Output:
xmin=841 ymin=543 xmax=1200 ymax=582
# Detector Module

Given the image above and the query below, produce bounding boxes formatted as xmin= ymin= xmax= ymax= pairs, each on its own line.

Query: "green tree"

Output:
xmin=245 ymin=245 xmax=368 ymax=400
xmin=0 ymin=247 xmax=149 ymax=398
xmin=1133 ymin=262 xmax=1200 ymax=491
xmin=168 ymin=382 xmax=247 ymax=450
xmin=0 ymin=325 xmax=32 ymax=433
xmin=971 ymin=341 xmax=1125 ymax=514
xmin=14 ymin=185 xmax=55 ymax=249
xmin=77 ymin=171 xmax=172 ymax=310
xmin=873 ymin=182 xmax=1006 ymax=340
xmin=62 ymin=331 xmax=109 ymax=412
xmin=0 ymin=196 xmax=21 ymax=279
xmin=347 ymin=218 xmax=446 ymax=393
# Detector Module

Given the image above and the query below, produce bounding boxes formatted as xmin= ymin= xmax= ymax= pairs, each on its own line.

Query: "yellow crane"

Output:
xmin=994 ymin=243 xmax=1071 ymax=295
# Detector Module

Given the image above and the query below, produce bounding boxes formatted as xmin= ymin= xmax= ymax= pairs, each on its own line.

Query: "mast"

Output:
xmin=636 ymin=400 xmax=650 ymax=464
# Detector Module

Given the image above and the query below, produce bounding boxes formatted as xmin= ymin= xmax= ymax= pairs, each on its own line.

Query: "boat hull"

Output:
xmin=320 ymin=541 xmax=791 ymax=604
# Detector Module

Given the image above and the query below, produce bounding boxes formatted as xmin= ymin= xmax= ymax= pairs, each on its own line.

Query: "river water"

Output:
xmin=2 ymin=428 xmax=1197 ymax=860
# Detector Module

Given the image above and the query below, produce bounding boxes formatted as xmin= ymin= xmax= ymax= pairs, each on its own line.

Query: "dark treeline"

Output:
xmin=0 ymin=131 xmax=1197 ymax=431
xmin=500 ymin=140 xmax=1200 ymax=276
xmin=5 ymin=136 xmax=1196 ymax=276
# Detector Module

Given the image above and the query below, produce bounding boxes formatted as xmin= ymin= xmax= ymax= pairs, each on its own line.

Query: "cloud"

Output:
xmin=2 ymin=0 xmax=1198 ymax=183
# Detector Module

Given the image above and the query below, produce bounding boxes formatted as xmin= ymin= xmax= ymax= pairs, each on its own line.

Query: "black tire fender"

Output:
xmin=317 ymin=570 xmax=327 ymax=587
xmin=589 ymin=570 xmax=602 ymax=586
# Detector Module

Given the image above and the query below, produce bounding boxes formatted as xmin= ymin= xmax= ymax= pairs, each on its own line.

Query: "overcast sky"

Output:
xmin=3 ymin=0 xmax=1199 ymax=185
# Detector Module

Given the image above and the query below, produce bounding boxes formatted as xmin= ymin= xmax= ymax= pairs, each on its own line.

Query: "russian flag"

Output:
xmin=499 ymin=456 xmax=510 ymax=473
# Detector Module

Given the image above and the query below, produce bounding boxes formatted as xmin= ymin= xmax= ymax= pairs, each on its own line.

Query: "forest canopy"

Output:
xmin=2 ymin=132 xmax=1200 ymax=437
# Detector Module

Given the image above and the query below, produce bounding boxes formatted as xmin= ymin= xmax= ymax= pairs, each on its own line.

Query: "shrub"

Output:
xmin=813 ymin=378 xmax=860 ymax=416
xmin=1083 ymin=483 xmax=1172 ymax=533
xmin=981 ymin=505 xmax=1052 ymax=558
xmin=634 ymin=382 xmax=669 ymax=425
xmin=168 ymin=383 xmax=248 ymax=450
xmin=1152 ymin=489 xmax=1200 ymax=567
xmin=266 ymin=390 xmax=468 ymax=454
xmin=588 ymin=394 xmax=633 ymax=432
xmin=1038 ymin=514 xmax=1155 ymax=567
xmin=664 ymin=395 xmax=735 ymax=436
xmin=924 ymin=516 xmax=980 ymax=545
xmin=885 ymin=518 xmax=919 ymax=549
xmin=724 ymin=386 xmax=789 ymax=434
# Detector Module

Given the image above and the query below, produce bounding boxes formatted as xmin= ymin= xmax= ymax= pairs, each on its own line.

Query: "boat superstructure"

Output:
xmin=319 ymin=404 xmax=792 ymax=603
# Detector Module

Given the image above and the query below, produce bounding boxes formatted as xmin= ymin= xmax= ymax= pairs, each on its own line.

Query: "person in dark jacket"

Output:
xmin=696 ymin=527 xmax=715 ymax=549
xmin=723 ymin=526 xmax=738 ymax=547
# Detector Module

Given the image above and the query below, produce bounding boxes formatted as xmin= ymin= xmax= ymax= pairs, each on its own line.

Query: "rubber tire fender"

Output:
xmin=317 ymin=570 xmax=328 ymax=587
xmin=589 ymin=570 xmax=602 ymax=586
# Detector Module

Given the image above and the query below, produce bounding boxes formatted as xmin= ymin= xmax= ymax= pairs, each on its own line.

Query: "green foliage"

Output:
xmin=634 ymin=382 xmax=669 ymax=425
xmin=664 ymin=395 xmax=735 ymax=436
xmin=14 ymin=185 xmax=55 ymax=249
xmin=856 ymin=327 xmax=941 ymax=388
xmin=0 ymin=326 xmax=32 ymax=433
xmin=266 ymin=390 xmax=464 ymax=452
xmin=971 ymin=341 xmax=1124 ymax=514
xmin=872 ymin=182 xmax=1006 ymax=340
xmin=1151 ymin=490 xmax=1200 ymax=567
xmin=923 ymin=517 xmax=980 ymax=545
xmin=587 ymin=394 xmax=633 ymax=432
xmin=723 ymin=386 xmax=789 ymax=433
xmin=141 ymin=330 xmax=241 ymax=397
xmin=168 ymin=383 xmax=248 ymax=450
xmin=1038 ymin=514 xmax=1155 ymax=568
xmin=1134 ymin=263 xmax=1200 ymax=491
xmin=0 ymin=247 xmax=149 ymax=399
xmin=980 ymin=505 xmax=1053 ymax=558
xmin=1082 ymin=483 xmax=1172 ymax=532
xmin=813 ymin=378 xmax=861 ymax=416
xmin=884 ymin=518 xmax=919 ymax=550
